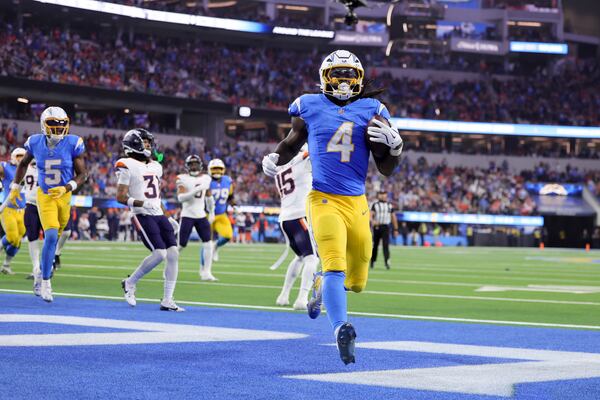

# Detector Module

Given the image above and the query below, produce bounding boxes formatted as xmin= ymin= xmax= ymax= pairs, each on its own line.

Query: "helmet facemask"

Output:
xmin=321 ymin=66 xmax=364 ymax=101
xmin=43 ymin=117 xmax=70 ymax=145
xmin=187 ymin=161 xmax=202 ymax=177
xmin=209 ymin=167 xmax=224 ymax=179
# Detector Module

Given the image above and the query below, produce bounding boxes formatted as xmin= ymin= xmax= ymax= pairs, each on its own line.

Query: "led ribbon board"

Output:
xmin=34 ymin=0 xmax=334 ymax=38
xmin=390 ymin=118 xmax=600 ymax=139
xmin=400 ymin=211 xmax=544 ymax=227
xmin=509 ymin=41 xmax=568 ymax=55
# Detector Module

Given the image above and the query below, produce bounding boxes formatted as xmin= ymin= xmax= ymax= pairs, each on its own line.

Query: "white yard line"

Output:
xmin=6 ymin=270 xmax=600 ymax=306
xmin=1 ymin=288 xmax=600 ymax=330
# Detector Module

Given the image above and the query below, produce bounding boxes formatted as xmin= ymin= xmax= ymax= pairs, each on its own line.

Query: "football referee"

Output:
xmin=370 ymin=190 xmax=398 ymax=269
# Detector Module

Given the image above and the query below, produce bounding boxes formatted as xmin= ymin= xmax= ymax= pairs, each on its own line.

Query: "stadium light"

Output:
xmin=17 ymin=97 xmax=29 ymax=104
xmin=239 ymin=106 xmax=251 ymax=118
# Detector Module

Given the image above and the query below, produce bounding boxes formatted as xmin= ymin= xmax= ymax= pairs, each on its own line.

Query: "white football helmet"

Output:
xmin=319 ymin=50 xmax=364 ymax=101
xmin=208 ymin=159 xmax=226 ymax=179
xmin=10 ymin=148 xmax=26 ymax=165
xmin=40 ymin=106 xmax=69 ymax=145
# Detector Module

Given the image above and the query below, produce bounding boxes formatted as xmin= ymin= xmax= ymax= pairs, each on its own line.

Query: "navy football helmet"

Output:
xmin=185 ymin=155 xmax=203 ymax=176
xmin=122 ymin=128 xmax=154 ymax=160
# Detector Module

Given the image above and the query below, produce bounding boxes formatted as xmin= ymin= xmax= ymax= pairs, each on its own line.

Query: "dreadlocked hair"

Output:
xmin=357 ymin=78 xmax=386 ymax=99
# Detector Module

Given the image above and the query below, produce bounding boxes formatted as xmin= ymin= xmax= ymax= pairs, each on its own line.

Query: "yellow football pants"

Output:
xmin=212 ymin=213 xmax=233 ymax=240
xmin=307 ymin=190 xmax=372 ymax=293
xmin=37 ymin=188 xmax=72 ymax=234
xmin=1 ymin=207 xmax=25 ymax=247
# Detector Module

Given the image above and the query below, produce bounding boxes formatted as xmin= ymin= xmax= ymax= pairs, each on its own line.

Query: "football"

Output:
xmin=366 ymin=114 xmax=392 ymax=158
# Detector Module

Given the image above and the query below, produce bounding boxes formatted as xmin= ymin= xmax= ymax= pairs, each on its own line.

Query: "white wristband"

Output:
xmin=127 ymin=198 xmax=136 ymax=207
xmin=67 ymin=180 xmax=77 ymax=192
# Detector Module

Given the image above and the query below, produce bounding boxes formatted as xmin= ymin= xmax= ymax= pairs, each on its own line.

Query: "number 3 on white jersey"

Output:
xmin=45 ymin=159 xmax=62 ymax=185
xmin=327 ymin=122 xmax=354 ymax=162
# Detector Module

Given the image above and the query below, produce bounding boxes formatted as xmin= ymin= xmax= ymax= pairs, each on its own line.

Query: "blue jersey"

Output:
xmin=0 ymin=162 xmax=26 ymax=209
xmin=24 ymin=134 xmax=85 ymax=193
xmin=210 ymin=175 xmax=233 ymax=215
xmin=288 ymin=93 xmax=391 ymax=196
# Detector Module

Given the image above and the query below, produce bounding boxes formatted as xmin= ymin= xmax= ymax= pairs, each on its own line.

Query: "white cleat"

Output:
xmin=0 ymin=265 xmax=15 ymax=275
xmin=200 ymin=272 xmax=219 ymax=281
xmin=33 ymin=274 xmax=42 ymax=297
xmin=121 ymin=278 xmax=137 ymax=306
xmin=160 ymin=298 xmax=185 ymax=312
xmin=276 ymin=294 xmax=290 ymax=306
xmin=41 ymin=280 xmax=53 ymax=302
xmin=293 ymin=298 xmax=308 ymax=310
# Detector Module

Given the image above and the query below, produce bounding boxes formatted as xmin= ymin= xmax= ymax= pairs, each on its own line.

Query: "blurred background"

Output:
xmin=0 ymin=0 xmax=599 ymax=249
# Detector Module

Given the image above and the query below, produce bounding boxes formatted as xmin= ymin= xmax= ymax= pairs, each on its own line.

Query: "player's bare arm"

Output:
xmin=116 ymin=184 xmax=143 ymax=207
xmin=275 ymin=117 xmax=309 ymax=166
xmin=70 ymin=155 xmax=88 ymax=192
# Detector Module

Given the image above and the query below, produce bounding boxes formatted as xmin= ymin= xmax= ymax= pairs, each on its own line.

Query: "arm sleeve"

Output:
xmin=177 ymin=190 xmax=197 ymax=203
xmin=376 ymin=101 xmax=391 ymax=120
xmin=116 ymin=166 xmax=131 ymax=186
xmin=288 ymin=96 xmax=302 ymax=117
xmin=205 ymin=195 xmax=215 ymax=214
xmin=72 ymin=137 xmax=85 ymax=158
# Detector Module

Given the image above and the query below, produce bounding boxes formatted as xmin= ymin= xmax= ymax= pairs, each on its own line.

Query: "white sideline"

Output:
xmin=1 ymin=288 xmax=600 ymax=331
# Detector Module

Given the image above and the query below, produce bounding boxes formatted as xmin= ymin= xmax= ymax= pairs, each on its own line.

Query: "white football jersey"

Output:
xmin=115 ymin=157 xmax=163 ymax=216
xmin=23 ymin=164 xmax=39 ymax=205
xmin=276 ymin=151 xmax=312 ymax=222
xmin=177 ymin=173 xmax=211 ymax=219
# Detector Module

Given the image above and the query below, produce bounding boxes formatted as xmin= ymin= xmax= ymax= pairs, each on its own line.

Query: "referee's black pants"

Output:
xmin=371 ymin=224 xmax=390 ymax=264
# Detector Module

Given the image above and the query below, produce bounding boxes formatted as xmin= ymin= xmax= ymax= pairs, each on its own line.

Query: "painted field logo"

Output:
xmin=0 ymin=314 xmax=306 ymax=346
xmin=286 ymin=341 xmax=600 ymax=397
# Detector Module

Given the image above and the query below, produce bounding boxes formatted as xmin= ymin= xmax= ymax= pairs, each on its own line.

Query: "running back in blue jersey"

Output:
xmin=0 ymin=162 xmax=26 ymax=209
xmin=210 ymin=175 xmax=233 ymax=215
xmin=24 ymin=134 xmax=85 ymax=193
xmin=288 ymin=93 xmax=390 ymax=196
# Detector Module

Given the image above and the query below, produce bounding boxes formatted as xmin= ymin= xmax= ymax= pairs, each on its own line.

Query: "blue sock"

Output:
xmin=42 ymin=229 xmax=59 ymax=280
xmin=1 ymin=236 xmax=8 ymax=250
xmin=5 ymin=244 xmax=19 ymax=257
xmin=216 ymin=237 xmax=229 ymax=248
xmin=200 ymin=246 xmax=205 ymax=266
xmin=323 ymin=271 xmax=347 ymax=335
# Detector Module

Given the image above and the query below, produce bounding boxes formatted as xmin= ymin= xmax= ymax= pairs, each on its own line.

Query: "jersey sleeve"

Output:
xmin=375 ymin=100 xmax=391 ymax=120
xmin=23 ymin=136 xmax=33 ymax=154
xmin=176 ymin=175 xmax=185 ymax=188
xmin=115 ymin=159 xmax=130 ymax=185
xmin=288 ymin=96 xmax=303 ymax=117
xmin=71 ymin=136 xmax=85 ymax=158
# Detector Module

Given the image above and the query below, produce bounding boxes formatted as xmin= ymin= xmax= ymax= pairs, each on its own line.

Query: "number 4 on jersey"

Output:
xmin=327 ymin=122 xmax=354 ymax=162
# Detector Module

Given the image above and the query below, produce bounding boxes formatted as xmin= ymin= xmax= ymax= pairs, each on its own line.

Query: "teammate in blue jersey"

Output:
xmin=0 ymin=148 xmax=27 ymax=275
xmin=263 ymin=50 xmax=403 ymax=364
xmin=7 ymin=106 xmax=87 ymax=302
xmin=208 ymin=158 xmax=234 ymax=264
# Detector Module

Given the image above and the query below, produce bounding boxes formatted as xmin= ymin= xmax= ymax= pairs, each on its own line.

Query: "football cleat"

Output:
xmin=336 ymin=323 xmax=357 ymax=365
xmin=53 ymin=255 xmax=61 ymax=269
xmin=293 ymin=298 xmax=308 ymax=311
xmin=307 ymin=272 xmax=323 ymax=319
xmin=121 ymin=278 xmax=136 ymax=306
xmin=41 ymin=280 xmax=53 ymax=302
xmin=276 ymin=294 xmax=290 ymax=306
xmin=385 ymin=261 xmax=391 ymax=270
xmin=33 ymin=279 xmax=42 ymax=297
xmin=160 ymin=299 xmax=185 ymax=312
xmin=200 ymin=272 xmax=219 ymax=282
xmin=26 ymin=273 xmax=34 ymax=280
xmin=0 ymin=265 xmax=15 ymax=275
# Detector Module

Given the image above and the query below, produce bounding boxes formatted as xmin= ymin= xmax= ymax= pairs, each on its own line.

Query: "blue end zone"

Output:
xmin=1 ymin=294 xmax=600 ymax=400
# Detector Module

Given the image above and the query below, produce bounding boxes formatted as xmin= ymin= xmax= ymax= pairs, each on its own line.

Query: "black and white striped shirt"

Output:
xmin=371 ymin=201 xmax=393 ymax=226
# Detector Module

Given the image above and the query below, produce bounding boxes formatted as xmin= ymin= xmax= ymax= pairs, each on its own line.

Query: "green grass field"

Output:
xmin=1 ymin=242 xmax=600 ymax=329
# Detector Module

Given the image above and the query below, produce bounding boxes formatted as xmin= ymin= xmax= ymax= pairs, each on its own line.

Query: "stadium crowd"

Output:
xmin=1 ymin=20 xmax=598 ymax=126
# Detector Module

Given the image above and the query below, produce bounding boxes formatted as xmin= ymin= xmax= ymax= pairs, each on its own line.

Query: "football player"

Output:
xmin=22 ymin=159 xmax=43 ymax=294
xmin=273 ymin=145 xmax=319 ymax=310
xmin=262 ymin=50 xmax=403 ymax=364
xmin=176 ymin=155 xmax=216 ymax=281
xmin=116 ymin=129 xmax=183 ymax=312
xmin=0 ymin=148 xmax=27 ymax=275
xmin=7 ymin=106 xmax=87 ymax=302
xmin=208 ymin=158 xmax=234 ymax=264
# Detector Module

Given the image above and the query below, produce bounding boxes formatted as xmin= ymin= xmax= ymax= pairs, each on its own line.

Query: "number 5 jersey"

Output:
xmin=115 ymin=157 xmax=163 ymax=215
xmin=275 ymin=151 xmax=312 ymax=223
